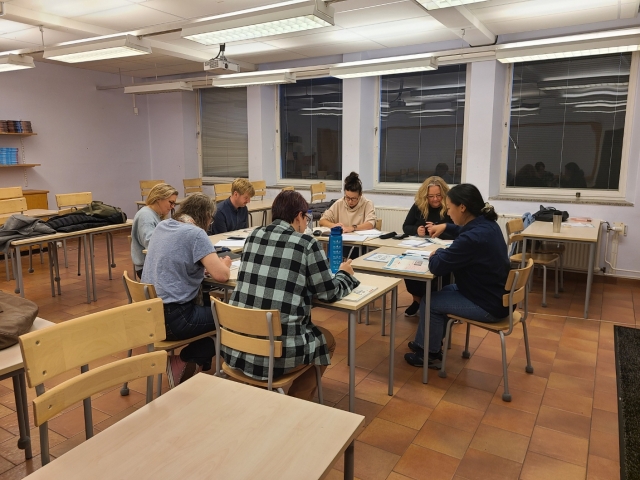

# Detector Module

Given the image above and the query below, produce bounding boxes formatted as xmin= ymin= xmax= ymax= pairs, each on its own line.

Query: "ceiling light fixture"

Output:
xmin=330 ymin=56 xmax=438 ymax=79
xmin=0 ymin=54 xmax=35 ymax=72
xmin=413 ymin=0 xmax=490 ymax=10
xmin=123 ymin=82 xmax=193 ymax=95
xmin=211 ymin=70 xmax=296 ymax=88
xmin=182 ymin=0 xmax=334 ymax=46
xmin=43 ymin=35 xmax=151 ymax=63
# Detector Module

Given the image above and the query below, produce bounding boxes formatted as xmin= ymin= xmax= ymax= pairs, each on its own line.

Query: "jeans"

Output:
xmin=164 ymin=301 xmax=216 ymax=370
xmin=414 ymin=284 xmax=500 ymax=354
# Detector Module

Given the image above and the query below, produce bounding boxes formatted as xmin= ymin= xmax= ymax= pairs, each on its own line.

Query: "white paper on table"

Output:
xmin=355 ymin=229 xmax=382 ymax=236
xmin=365 ymin=253 xmax=396 ymax=263
xmin=342 ymin=234 xmax=367 ymax=241
xmin=565 ymin=222 xmax=594 ymax=228
xmin=399 ymin=239 xmax=428 ymax=247
xmin=230 ymin=260 xmax=241 ymax=270
xmin=427 ymin=238 xmax=454 ymax=246
xmin=404 ymin=250 xmax=431 ymax=258
xmin=215 ymin=239 xmax=245 ymax=248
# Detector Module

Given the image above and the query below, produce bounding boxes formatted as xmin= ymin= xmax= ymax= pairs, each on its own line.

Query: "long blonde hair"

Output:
xmin=415 ymin=176 xmax=450 ymax=219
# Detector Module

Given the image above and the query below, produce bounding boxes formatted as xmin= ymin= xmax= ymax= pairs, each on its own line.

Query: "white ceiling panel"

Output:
xmin=287 ymin=39 xmax=386 ymax=58
xmin=262 ymin=29 xmax=367 ymax=49
xmin=5 ymin=0 xmax=133 ymax=17
xmin=0 ymin=18 xmax=34 ymax=35
xmin=374 ymin=28 xmax=460 ymax=48
xmin=74 ymin=4 xmax=183 ymax=31
xmin=0 ymin=37 xmax=34 ymax=51
xmin=2 ymin=26 xmax=83 ymax=45
xmin=139 ymin=0 xmax=272 ymax=20
xmin=472 ymin=0 xmax=618 ymax=23
xmin=485 ymin=8 xmax=621 ymax=35
xmin=335 ymin=1 xmax=427 ymax=29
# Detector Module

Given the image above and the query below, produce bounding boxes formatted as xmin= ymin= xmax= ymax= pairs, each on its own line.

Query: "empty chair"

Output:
xmin=0 ymin=197 xmax=29 ymax=280
xmin=375 ymin=218 xmax=382 ymax=230
xmin=211 ymin=297 xmax=323 ymax=402
xmin=19 ymin=299 xmax=166 ymax=464
xmin=183 ymin=178 xmax=203 ymax=197
xmin=55 ymin=192 xmax=92 ymax=271
xmin=281 ymin=186 xmax=295 ymax=191
xmin=251 ymin=180 xmax=267 ymax=200
xmin=439 ymin=258 xmax=534 ymax=402
xmin=139 ymin=180 xmax=165 ymax=201
xmin=214 ymin=183 xmax=232 ymax=202
xmin=507 ymin=218 xmax=559 ymax=307
xmin=0 ymin=186 xmax=23 ymax=201
xmin=310 ymin=182 xmax=326 ymax=203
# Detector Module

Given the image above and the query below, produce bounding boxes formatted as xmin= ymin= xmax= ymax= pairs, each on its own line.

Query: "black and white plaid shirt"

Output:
xmin=222 ymin=219 xmax=360 ymax=381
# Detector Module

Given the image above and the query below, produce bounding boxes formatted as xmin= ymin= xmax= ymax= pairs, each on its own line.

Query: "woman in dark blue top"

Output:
xmin=405 ymin=184 xmax=510 ymax=368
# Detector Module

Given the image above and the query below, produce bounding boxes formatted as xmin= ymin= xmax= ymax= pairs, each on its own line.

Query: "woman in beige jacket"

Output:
xmin=319 ymin=171 xmax=376 ymax=233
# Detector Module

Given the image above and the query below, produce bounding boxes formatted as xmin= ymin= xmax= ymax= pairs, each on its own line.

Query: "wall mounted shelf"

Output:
xmin=0 ymin=164 xmax=40 ymax=168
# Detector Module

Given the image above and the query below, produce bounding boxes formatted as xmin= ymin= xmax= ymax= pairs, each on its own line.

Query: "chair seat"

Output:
xmin=510 ymin=252 xmax=558 ymax=266
xmin=221 ymin=361 xmax=312 ymax=389
xmin=154 ymin=331 xmax=215 ymax=351
xmin=447 ymin=310 xmax=522 ymax=332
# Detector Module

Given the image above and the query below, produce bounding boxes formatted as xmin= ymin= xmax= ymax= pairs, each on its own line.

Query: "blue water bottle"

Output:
xmin=329 ymin=226 xmax=343 ymax=274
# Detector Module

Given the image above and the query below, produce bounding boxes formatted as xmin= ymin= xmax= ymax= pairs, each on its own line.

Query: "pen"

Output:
xmin=347 ymin=245 xmax=355 ymax=259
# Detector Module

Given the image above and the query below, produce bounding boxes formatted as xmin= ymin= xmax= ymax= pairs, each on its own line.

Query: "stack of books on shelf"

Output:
xmin=0 ymin=120 xmax=33 ymax=133
xmin=0 ymin=148 xmax=19 ymax=165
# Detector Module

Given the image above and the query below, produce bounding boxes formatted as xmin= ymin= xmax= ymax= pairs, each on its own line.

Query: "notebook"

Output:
xmin=342 ymin=285 xmax=378 ymax=302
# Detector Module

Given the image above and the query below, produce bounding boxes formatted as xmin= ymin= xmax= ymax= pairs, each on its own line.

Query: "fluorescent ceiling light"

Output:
xmin=182 ymin=0 xmax=334 ymax=46
xmin=212 ymin=71 xmax=296 ymax=88
xmin=0 ymin=54 xmax=35 ymax=72
xmin=330 ymin=57 xmax=438 ymax=79
xmin=124 ymin=82 xmax=193 ymax=95
xmin=413 ymin=0 xmax=490 ymax=10
xmin=497 ymin=34 xmax=640 ymax=63
xmin=44 ymin=35 xmax=151 ymax=63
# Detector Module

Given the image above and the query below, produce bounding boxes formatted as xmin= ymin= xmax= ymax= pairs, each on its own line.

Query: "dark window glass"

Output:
xmin=507 ymin=53 xmax=630 ymax=190
xmin=201 ymin=88 xmax=248 ymax=177
xmin=379 ymin=64 xmax=466 ymax=184
xmin=280 ymin=77 xmax=342 ymax=180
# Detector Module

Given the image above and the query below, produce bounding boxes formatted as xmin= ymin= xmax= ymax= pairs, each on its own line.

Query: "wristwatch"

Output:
xmin=352 ymin=225 xmax=357 ymax=232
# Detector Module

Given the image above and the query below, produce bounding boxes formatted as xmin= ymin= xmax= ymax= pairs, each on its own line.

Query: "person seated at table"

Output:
xmin=405 ymin=184 xmax=510 ymax=369
xmin=211 ymin=178 xmax=255 ymax=234
xmin=222 ymin=190 xmax=359 ymax=401
xmin=131 ymin=183 xmax=179 ymax=279
xmin=401 ymin=176 xmax=454 ymax=317
xmin=142 ymin=193 xmax=232 ymax=388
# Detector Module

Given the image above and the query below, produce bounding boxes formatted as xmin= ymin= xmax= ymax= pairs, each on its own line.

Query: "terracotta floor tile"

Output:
xmin=386 ymin=473 xmax=414 ymax=480
xmin=527 ymin=325 xmax=563 ymax=341
xmin=562 ymin=326 xmax=599 ymax=342
xmin=429 ymin=401 xmax=484 ymax=434
xmin=393 ymin=444 xmax=459 ymax=480
xmin=355 ymin=378 xmax=394 ymax=406
xmin=592 ymin=389 xmax=618 ymax=413
xmin=590 ymin=409 xmax=618 ymax=436
xmin=508 ymin=357 xmax=553 ymax=379
xmin=453 ymin=369 xmax=501 ymax=394
xmin=0 ymin=456 xmax=44 ymax=480
xmin=324 ymin=361 xmax=371 ymax=385
xmin=358 ymin=418 xmax=418 ymax=456
xmin=500 ymin=370 xmax=547 ymax=396
xmin=552 ymin=359 xmax=596 ymax=380
xmin=46 ymin=406 xmax=110 ymax=438
xmin=0 ymin=431 xmax=12 ymax=447
xmin=520 ymin=451 xmax=587 ymax=480
xmin=333 ymin=441 xmax=400 ymax=480
xmin=394 ymin=382 xmax=446 ymax=410
xmin=334 ymin=397 xmax=384 ymax=427
xmin=541 ymin=388 xmax=593 ymax=417
xmin=0 ymin=426 xmax=65 ymax=465
xmin=536 ymin=405 xmax=591 ymax=439
xmin=529 ymin=426 xmax=589 ymax=467
xmin=586 ymin=455 xmax=620 ymax=480
xmin=547 ymin=372 xmax=595 ymax=398
xmin=413 ymin=421 xmax=473 ymax=460
xmin=441 ymin=384 xmax=493 ymax=412
xmin=481 ymin=403 xmax=536 ymax=437
xmin=468 ymin=424 xmax=529 ymax=463
xmin=555 ymin=347 xmax=598 ymax=366
xmin=594 ymin=374 xmax=617 ymax=394
xmin=589 ymin=430 xmax=619 ymax=463
xmin=490 ymin=387 xmax=542 ymax=414
xmin=595 ymin=361 xmax=616 ymax=379
xmin=90 ymin=387 xmax=145 ymax=416
xmin=455 ymin=448 xmax=523 ymax=480
xmin=378 ymin=398 xmax=433 ymax=431
xmin=463 ymin=355 xmax=505 ymax=377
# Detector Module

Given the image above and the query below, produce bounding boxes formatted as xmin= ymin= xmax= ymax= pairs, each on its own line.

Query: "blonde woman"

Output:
xmin=401 ymin=176 xmax=454 ymax=316
xmin=131 ymin=183 xmax=179 ymax=278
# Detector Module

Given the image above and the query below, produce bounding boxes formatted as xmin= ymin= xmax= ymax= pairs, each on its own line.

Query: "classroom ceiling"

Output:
xmin=0 ymin=0 xmax=639 ymax=79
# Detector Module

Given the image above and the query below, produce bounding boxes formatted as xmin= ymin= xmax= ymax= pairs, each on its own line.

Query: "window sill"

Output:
xmin=490 ymin=194 xmax=633 ymax=207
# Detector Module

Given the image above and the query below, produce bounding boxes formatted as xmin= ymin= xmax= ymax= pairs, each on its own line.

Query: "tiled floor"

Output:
xmin=0 ymin=234 xmax=626 ymax=479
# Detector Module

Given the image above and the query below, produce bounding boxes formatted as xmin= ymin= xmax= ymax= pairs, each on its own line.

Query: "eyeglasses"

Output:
xmin=344 ymin=194 xmax=360 ymax=203
xmin=168 ymin=200 xmax=176 ymax=207
xmin=427 ymin=194 xmax=442 ymax=200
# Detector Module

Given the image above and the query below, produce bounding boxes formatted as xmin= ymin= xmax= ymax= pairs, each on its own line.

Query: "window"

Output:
xmin=505 ymin=53 xmax=631 ymax=193
xmin=279 ymin=77 xmax=342 ymax=181
xmin=377 ymin=64 xmax=466 ymax=186
xmin=200 ymin=87 xmax=248 ymax=178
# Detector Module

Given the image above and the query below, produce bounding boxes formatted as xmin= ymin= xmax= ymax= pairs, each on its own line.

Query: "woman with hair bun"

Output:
xmin=405 ymin=184 xmax=511 ymax=369
xmin=319 ymin=171 xmax=376 ymax=234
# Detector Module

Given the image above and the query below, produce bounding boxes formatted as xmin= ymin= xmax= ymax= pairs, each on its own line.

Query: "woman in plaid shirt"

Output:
xmin=222 ymin=190 xmax=360 ymax=401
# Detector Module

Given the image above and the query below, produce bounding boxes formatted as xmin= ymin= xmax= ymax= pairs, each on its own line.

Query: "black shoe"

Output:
xmin=404 ymin=301 xmax=420 ymax=317
xmin=408 ymin=341 xmax=424 ymax=355
xmin=404 ymin=351 xmax=442 ymax=369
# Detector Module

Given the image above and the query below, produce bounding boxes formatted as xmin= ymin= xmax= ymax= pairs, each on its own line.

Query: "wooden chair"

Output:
xmin=310 ymin=182 xmax=326 ymax=203
xmin=375 ymin=219 xmax=382 ymax=230
xmin=121 ymin=271 xmax=216 ymax=398
xmin=183 ymin=178 xmax=203 ymax=197
xmin=0 ymin=186 xmax=23 ymax=201
xmin=252 ymin=180 xmax=267 ymax=200
xmin=507 ymin=218 xmax=559 ymax=307
xmin=55 ymin=192 xmax=92 ymax=271
xmin=19 ymin=299 xmax=166 ymax=465
xmin=214 ymin=183 xmax=232 ymax=202
xmin=0 ymin=197 xmax=29 ymax=280
xmin=281 ymin=186 xmax=295 ymax=191
xmin=439 ymin=258 xmax=535 ymax=402
xmin=139 ymin=180 xmax=164 ymax=202
xmin=211 ymin=297 xmax=323 ymax=403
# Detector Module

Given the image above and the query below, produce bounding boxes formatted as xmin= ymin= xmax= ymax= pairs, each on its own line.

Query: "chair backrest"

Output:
xmin=252 ymin=180 xmax=267 ymax=199
xmin=505 ymin=218 xmax=524 ymax=246
xmin=140 ymin=180 xmax=165 ymax=200
xmin=310 ymin=182 xmax=326 ymax=203
xmin=502 ymin=258 xmax=534 ymax=308
xmin=55 ymin=192 xmax=92 ymax=211
xmin=375 ymin=218 xmax=382 ymax=230
xmin=281 ymin=186 xmax=295 ymax=191
xmin=214 ymin=183 xmax=232 ymax=202
xmin=183 ymin=178 xmax=203 ymax=197
xmin=0 ymin=197 xmax=27 ymax=215
xmin=19 ymin=299 xmax=166 ymax=425
xmin=123 ymin=270 xmax=157 ymax=303
xmin=0 ymin=186 xmax=23 ymax=201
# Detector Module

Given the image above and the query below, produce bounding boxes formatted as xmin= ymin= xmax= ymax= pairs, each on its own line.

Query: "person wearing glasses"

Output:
xmin=131 ymin=183 xmax=179 ymax=279
xmin=402 ymin=176 xmax=455 ymax=317
xmin=211 ymin=178 xmax=255 ymax=234
xmin=223 ymin=190 xmax=359 ymax=401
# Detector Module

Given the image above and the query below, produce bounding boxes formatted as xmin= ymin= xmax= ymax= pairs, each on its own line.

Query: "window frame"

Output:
xmin=373 ymin=64 xmax=470 ymax=192
xmin=275 ymin=78 xmax=343 ymax=189
xmin=498 ymin=52 xmax=638 ymax=200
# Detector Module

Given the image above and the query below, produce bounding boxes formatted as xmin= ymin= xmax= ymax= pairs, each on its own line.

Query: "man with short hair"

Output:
xmin=211 ymin=178 xmax=255 ymax=234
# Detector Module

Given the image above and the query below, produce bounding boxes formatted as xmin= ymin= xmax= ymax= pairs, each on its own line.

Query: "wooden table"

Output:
xmin=521 ymin=220 xmax=602 ymax=318
xmin=0 ymin=208 xmax=58 ymax=226
xmin=351 ymin=246 xmax=439 ymax=384
xmin=0 ymin=317 xmax=54 ymax=462
xmin=208 ymin=227 xmax=256 ymax=253
xmin=26 ymin=374 xmax=365 ymax=480
xmin=205 ymin=272 xmax=401 ymax=412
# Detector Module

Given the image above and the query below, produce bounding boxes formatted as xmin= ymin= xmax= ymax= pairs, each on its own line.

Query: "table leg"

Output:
xmin=422 ymin=279 xmax=432 ymax=384
xmin=13 ymin=246 xmax=23 ymax=297
xmin=521 ymin=238 xmax=527 ymax=268
xmin=348 ymin=311 xmax=356 ymax=412
xmin=13 ymin=374 xmax=32 ymax=459
xmin=47 ymin=242 xmax=55 ymax=297
xmin=584 ymin=243 xmax=595 ymax=319
xmin=28 ymin=246 xmax=33 ymax=274
xmin=90 ymin=233 xmax=97 ymax=302
xmin=381 ymin=293 xmax=387 ymax=336
xmin=81 ymin=365 xmax=94 ymax=439
xmin=109 ymin=232 xmax=116 ymax=269
xmin=344 ymin=441 xmax=355 ymax=480
xmin=388 ymin=287 xmax=397 ymax=396
xmin=53 ymin=241 xmax=62 ymax=296
xmin=82 ymin=236 xmax=91 ymax=304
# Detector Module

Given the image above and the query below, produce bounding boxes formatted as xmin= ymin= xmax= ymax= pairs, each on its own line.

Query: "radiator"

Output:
xmin=375 ymin=207 xmax=596 ymax=273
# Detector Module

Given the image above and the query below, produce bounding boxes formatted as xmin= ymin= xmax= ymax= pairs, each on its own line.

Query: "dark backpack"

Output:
xmin=79 ymin=201 xmax=127 ymax=224
xmin=533 ymin=205 xmax=569 ymax=222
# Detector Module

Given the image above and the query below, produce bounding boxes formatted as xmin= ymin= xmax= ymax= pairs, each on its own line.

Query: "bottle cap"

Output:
xmin=330 ymin=226 xmax=343 ymax=234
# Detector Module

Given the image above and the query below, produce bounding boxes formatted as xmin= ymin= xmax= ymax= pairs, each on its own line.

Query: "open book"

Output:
xmin=342 ymin=285 xmax=378 ymax=302
xmin=312 ymin=226 xmax=331 ymax=236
